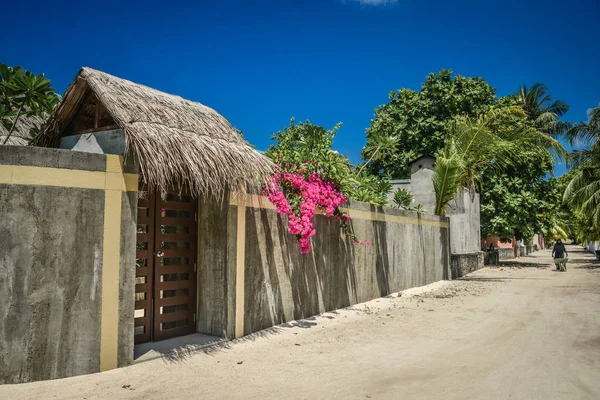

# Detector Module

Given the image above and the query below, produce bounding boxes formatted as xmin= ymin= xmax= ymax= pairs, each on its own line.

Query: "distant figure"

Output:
xmin=552 ymin=239 xmax=568 ymax=271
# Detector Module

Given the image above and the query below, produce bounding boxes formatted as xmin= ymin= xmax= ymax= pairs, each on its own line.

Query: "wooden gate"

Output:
xmin=134 ymin=185 xmax=198 ymax=344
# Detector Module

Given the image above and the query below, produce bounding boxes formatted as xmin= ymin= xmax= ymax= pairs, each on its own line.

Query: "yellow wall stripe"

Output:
xmin=0 ymin=164 xmax=106 ymax=190
xmin=229 ymin=193 xmax=449 ymax=228
xmin=99 ymin=189 xmax=122 ymax=371
xmin=0 ymin=164 xmax=138 ymax=192
xmin=235 ymin=204 xmax=246 ymax=338
xmin=340 ymin=208 xmax=449 ymax=228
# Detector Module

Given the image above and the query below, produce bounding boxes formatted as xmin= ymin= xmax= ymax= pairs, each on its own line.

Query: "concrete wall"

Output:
xmin=451 ymin=252 xmax=485 ymax=278
xmin=0 ymin=146 xmax=138 ymax=384
xmin=394 ymin=168 xmax=437 ymax=211
xmin=498 ymin=248 xmax=515 ymax=260
xmin=447 ymin=190 xmax=481 ymax=255
xmin=196 ymin=198 xmax=237 ymax=339
xmin=196 ymin=195 xmax=450 ymax=339
xmin=389 ymin=158 xmax=482 ymax=273
xmin=60 ymin=129 xmax=126 ymax=156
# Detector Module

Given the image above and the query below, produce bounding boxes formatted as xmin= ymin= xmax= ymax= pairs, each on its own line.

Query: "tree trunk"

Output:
xmin=2 ymin=100 xmax=26 ymax=145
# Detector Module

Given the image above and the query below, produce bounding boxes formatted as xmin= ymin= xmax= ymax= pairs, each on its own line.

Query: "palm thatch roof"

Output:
xmin=0 ymin=113 xmax=44 ymax=145
xmin=41 ymin=67 xmax=272 ymax=198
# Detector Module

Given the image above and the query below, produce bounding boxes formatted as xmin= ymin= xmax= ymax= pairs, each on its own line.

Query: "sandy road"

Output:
xmin=2 ymin=245 xmax=599 ymax=400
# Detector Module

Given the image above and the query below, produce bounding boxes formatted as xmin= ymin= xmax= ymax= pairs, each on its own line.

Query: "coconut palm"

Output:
xmin=563 ymin=105 xmax=600 ymax=231
xmin=433 ymin=106 xmax=565 ymax=216
xmin=564 ymin=162 xmax=600 ymax=228
xmin=566 ymin=105 xmax=600 ymax=166
xmin=518 ymin=83 xmax=569 ymax=135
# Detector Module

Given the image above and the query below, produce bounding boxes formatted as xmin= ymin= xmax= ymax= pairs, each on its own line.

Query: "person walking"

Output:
xmin=552 ymin=238 xmax=568 ymax=271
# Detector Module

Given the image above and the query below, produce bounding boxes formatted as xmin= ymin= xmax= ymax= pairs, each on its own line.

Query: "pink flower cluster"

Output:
xmin=264 ymin=159 xmax=371 ymax=253
xmin=263 ymin=162 xmax=348 ymax=253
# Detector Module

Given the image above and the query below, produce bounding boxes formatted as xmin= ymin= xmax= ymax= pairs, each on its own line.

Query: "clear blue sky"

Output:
xmin=4 ymin=0 xmax=599 ymax=175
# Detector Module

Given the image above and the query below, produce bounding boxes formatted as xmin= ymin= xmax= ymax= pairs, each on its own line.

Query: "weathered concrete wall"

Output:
xmin=451 ymin=252 xmax=485 ymax=278
xmin=447 ymin=190 xmax=481 ymax=255
xmin=387 ymin=157 xmax=482 ymax=257
xmin=196 ymin=198 xmax=236 ymax=338
xmin=60 ymin=129 xmax=126 ymax=155
xmin=0 ymin=146 xmax=137 ymax=384
xmin=498 ymin=248 xmax=515 ymax=260
xmin=391 ymin=161 xmax=481 ymax=268
xmin=0 ymin=185 xmax=104 ymax=383
xmin=406 ymin=168 xmax=437 ymax=211
xmin=225 ymin=197 xmax=450 ymax=337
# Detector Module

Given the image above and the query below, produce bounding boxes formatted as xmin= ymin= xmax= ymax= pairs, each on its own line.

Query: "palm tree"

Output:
xmin=563 ymin=105 xmax=600 ymax=229
xmin=433 ymin=106 xmax=565 ymax=216
xmin=566 ymin=105 xmax=600 ymax=166
xmin=518 ymin=83 xmax=569 ymax=135
xmin=564 ymin=161 xmax=600 ymax=228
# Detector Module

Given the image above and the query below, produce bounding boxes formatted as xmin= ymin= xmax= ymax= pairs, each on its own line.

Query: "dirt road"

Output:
xmin=2 ymin=245 xmax=599 ymax=400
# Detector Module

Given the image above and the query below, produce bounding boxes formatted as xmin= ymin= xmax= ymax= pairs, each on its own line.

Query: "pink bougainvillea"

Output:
xmin=263 ymin=160 xmax=369 ymax=253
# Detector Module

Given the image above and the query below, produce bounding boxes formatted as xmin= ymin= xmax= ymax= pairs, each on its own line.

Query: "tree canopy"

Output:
xmin=0 ymin=62 xmax=59 ymax=145
xmin=361 ymin=69 xmax=497 ymax=178
xmin=480 ymin=151 xmax=560 ymax=242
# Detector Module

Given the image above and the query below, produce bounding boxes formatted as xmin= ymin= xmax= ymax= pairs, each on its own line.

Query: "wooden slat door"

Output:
xmin=135 ymin=185 xmax=198 ymax=344
xmin=134 ymin=189 xmax=155 ymax=343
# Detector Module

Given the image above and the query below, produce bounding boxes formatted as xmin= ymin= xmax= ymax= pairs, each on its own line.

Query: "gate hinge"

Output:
xmin=193 ymin=313 xmax=196 ymax=323
xmin=194 ymin=263 xmax=197 ymax=272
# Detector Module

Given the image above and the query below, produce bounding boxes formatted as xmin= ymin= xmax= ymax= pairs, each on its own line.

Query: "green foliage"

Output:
xmin=392 ymin=187 xmax=413 ymax=208
xmin=475 ymin=84 xmax=570 ymax=241
xmin=518 ymin=83 xmax=569 ymax=135
xmin=0 ymin=62 xmax=59 ymax=144
xmin=561 ymin=105 xmax=600 ymax=243
xmin=433 ymin=106 xmax=565 ymax=216
xmin=265 ymin=119 xmax=391 ymax=205
xmin=480 ymin=152 xmax=561 ymax=242
xmin=433 ymin=145 xmax=463 ymax=216
xmin=362 ymin=69 xmax=497 ymax=178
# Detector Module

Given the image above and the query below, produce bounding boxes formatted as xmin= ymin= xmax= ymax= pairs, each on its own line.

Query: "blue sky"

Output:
xmin=3 ymin=0 xmax=599 ymax=175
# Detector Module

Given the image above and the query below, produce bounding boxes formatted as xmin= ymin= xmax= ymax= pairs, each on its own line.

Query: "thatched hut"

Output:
xmin=39 ymin=67 xmax=272 ymax=198
xmin=35 ymin=67 xmax=273 ymax=347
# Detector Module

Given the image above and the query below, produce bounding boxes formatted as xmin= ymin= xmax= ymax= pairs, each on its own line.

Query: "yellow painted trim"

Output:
xmin=106 ymin=171 xmax=139 ymax=191
xmin=99 ymin=189 xmax=122 ymax=371
xmin=0 ymin=165 xmax=138 ymax=192
xmin=229 ymin=193 xmax=449 ymax=228
xmin=340 ymin=208 xmax=450 ymax=228
xmin=235 ymin=204 xmax=246 ymax=338
xmin=105 ymin=155 xmax=123 ymax=173
xmin=0 ymin=165 xmax=106 ymax=189
xmin=229 ymin=192 xmax=276 ymax=210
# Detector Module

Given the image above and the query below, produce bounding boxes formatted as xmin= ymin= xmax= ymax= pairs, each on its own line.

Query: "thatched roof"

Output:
xmin=0 ymin=113 xmax=45 ymax=145
xmin=41 ymin=67 xmax=272 ymax=198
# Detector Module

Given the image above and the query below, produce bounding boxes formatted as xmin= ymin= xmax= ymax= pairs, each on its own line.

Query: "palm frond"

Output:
xmin=433 ymin=144 xmax=463 ymax=216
